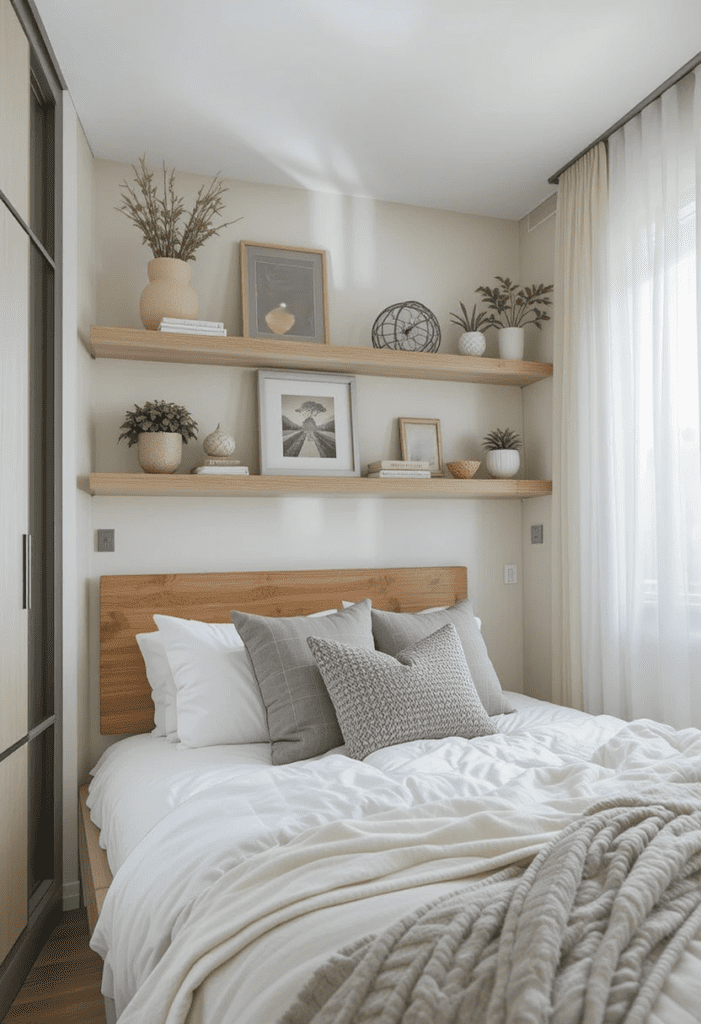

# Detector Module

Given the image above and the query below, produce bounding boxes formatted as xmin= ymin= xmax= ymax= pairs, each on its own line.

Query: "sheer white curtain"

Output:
xmin=553 ymin=71 xmax=701 ymax=729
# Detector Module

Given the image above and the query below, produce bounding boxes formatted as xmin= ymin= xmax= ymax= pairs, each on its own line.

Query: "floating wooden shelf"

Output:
xmin=82 ymin=473 xmax=552 ymax=499
xmin=88 ymin=326 xmax=553 ymax=387
xmin=85 ymin=326 xmax=553 ymax=502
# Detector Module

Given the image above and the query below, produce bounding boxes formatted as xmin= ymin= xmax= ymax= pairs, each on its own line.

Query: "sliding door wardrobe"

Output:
xmin=0 ymin=0 xmax=63 ymax=1015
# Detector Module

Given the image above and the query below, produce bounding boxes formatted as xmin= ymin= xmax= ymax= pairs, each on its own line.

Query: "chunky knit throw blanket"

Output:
xmin=279 ymin=792 xmax=701 ymax=1024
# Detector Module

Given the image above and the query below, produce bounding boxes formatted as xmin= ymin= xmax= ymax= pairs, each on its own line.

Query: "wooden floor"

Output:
xmin=2 ymin=910 xmax=106 ymax=1024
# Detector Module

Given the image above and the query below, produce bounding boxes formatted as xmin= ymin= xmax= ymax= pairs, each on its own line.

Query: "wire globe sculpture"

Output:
xmin=371 ymin=300 xmax=441 ymax=353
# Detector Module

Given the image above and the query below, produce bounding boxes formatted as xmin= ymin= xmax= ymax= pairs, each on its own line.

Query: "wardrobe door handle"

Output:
xmin=23 ymin=534 xmax=31 ymax=611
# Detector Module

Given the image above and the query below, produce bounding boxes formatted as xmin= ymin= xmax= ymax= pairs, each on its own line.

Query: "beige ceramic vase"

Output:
xmin=139 ymin=258 xmax=198 ymax=331
xmin=137 ymin=432 xmax=183 ymax=473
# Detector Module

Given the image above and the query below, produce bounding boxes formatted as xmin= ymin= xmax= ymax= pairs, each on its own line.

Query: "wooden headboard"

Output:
xmin=100 ymin=566 xmax=467 ymax=735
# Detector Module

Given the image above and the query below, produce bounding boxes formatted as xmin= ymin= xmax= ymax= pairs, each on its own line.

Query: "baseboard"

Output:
xmin=63 ymin=879 xmax=81 ymax=911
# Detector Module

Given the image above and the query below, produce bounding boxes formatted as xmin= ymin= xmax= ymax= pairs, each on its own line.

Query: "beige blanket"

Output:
xmin=280 ymin=792 xmax=701 ymax=1024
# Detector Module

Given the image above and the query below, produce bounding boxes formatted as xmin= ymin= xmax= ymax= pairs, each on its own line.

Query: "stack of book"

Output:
xmin=191 ymin=457 xmax=249 ymax=476
xmin=158 ymin=317 xmax=227 ymax=336
xmin=365 ymin=460 xmax=431 ymax=479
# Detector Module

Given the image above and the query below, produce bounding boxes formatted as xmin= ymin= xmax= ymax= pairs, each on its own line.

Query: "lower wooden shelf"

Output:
xmin=82 ymin=473 xmax=552 ymax=499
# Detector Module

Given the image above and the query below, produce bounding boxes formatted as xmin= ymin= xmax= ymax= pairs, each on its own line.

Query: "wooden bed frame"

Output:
xmin=79 ymin=566 xmax=467 ymax=932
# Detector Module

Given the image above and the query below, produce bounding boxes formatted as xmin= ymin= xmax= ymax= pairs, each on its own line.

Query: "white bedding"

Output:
xmin=88 ymin=694 xmax=701 ymax=1023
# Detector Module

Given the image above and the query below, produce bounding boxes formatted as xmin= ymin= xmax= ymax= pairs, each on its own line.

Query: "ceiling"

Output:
xmin=33 ymin=0 xmax=701 ymax=221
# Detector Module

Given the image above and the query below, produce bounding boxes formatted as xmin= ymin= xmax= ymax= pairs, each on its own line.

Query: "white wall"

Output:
xmin=86 ymin=160 xmax=536 ymax=760
xmin=519 ymin=198 xmax=556 ymax=702
xmin=62 ymin=157 xmax=555 ymax=903
xmin=95 ymin=163 xmax=519 ymax=357
xmin=62 ymin=99 xmax=94 ymax=909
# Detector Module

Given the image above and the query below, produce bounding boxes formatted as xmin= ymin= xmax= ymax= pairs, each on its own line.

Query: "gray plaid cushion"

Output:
xmin=307 ymin=623 xmax=498 ymax=761
xmin=230 ymin=600 xmax=374 ymax=764
xmin=370 ymin=600 xmax=514 ymax=716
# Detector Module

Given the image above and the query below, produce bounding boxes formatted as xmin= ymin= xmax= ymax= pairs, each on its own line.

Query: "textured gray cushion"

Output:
xmin=370 ymin=599 xmax=514 ymax=716
xmin=230 ymin=600 xmax=374 ymax=765
xmin=307 ymin=623 xmax=498 ymax=760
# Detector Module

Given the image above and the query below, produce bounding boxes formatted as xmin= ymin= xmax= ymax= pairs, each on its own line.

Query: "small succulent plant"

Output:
xmin=449 ymin=302 xmax=491 ymax=333
xmin=118 ymin=400 xmax=198 ymax=447
xmin=482 ymin=427 xmax=522 ymax=451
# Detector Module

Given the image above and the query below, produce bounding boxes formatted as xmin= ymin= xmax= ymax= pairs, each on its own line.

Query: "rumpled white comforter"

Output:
xmin=88 ymin=696 xmax=701 ymax=1024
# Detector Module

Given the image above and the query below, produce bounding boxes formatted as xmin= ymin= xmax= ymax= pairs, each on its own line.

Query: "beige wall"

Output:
xmin=519 ymin=197 xmax=556 ymax=702
xmin=95 ymin=161 xmax=519 ymax=357
xmin=87 ymin=159 xmax=535 ymax=756
xmin=63 ymin=154 xmax=556 ymax=904
xmin=76 ymin=124 xmax=96 ymax=769
xmin=62 ymin=100 xmax=95 ymax=908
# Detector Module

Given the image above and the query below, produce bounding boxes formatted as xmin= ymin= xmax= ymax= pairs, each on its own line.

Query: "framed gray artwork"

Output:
xmin=241 ymin=241 xmax=330 ymax=344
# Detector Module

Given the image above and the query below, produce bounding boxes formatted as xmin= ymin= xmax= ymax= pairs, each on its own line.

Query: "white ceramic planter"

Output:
xmin=485 ymin=449 xmax=520 ymax=479
xmin=498 ymin=327 xmax=525 ymax=361
xmin=458 ymin=331 xmax=486 ymax=356
xmin=138 ymin=432 xmax=183 ymax=474
xmin=139 ymin=257 xmax=198 ymax=331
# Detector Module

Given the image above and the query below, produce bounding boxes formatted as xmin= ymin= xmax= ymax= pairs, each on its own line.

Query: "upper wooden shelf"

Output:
xmin=82 ymin=473 xmax=552 ymax=500
xmin=88 ymin=326 xmax=553 ymax=387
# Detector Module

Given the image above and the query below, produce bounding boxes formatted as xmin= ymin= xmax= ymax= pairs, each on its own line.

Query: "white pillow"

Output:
xmin=154 ymin=615 xmax=269 ymax=748
xmin=143 ymin=608 xmax=336 ymax=748
xmin=135 ymin=631 xmax=175 ymax=738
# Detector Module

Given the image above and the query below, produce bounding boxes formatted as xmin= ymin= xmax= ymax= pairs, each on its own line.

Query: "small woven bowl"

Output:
xmin=447 ymin=460 xmax=481 ymax=479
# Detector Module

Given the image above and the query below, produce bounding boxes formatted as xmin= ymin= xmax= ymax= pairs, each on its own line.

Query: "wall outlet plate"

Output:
xmin=504 ymin=564 xmax=518 ymax=584
xmin=531 ymin=524 xmax=544 ymax=544
xmin=97 ymin=529 xmax=115 ymax=552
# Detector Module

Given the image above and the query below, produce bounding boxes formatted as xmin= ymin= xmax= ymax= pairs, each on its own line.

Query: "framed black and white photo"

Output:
xmin=241 ymin=241 xmax=330 ymax=344
xmin=257 ymin=370 xmax=360 ymax=476
xmin=398 ymin=417 xmax=444 ymax=476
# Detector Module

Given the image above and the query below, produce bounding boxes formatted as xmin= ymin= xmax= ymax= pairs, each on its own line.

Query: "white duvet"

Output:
xmin=88 ymin=695 xmax=701 ymax=1024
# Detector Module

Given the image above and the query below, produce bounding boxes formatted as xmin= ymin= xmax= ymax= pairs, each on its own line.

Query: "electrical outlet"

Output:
xmin=531 ymin=524 xmax=544 ymax=544
xmin=97 ymin=529 xmax=115 ymax=552
xmin=504 ymin=564 xmax=518 ymax=584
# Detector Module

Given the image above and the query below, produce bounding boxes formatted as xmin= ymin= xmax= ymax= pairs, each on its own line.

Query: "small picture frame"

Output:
xmin=241 ymin=241 xmax=330 ymax=344
xmin=257 ymin=369 xmax=360 ymax=476
xmin=398 ymin=417 xmax=444 ymax=476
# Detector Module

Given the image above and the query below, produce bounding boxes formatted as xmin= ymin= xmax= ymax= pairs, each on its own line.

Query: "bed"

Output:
xmin=80 ymin=566 xmax=701 ymax=1024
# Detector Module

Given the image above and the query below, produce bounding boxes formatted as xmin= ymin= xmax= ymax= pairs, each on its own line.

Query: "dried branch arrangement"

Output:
xmin=117 ymin=156 xmax=241 ymax=262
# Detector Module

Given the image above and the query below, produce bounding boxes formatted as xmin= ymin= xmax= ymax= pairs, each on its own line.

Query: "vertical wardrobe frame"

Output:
xmin=0 ymin=0 xmax=64 ymax=1016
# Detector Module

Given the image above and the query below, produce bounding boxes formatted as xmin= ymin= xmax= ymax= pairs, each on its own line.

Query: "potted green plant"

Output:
xmin=117 ymin=156 xmax=241 ymax=330
xmin=449 ymin=302 xmax=491 ymax=356
xmin=482 ymin=427 xmax=522 ymax=479
xmin=475 ymin=277 xmax=553 ymax=360
xmin=119 ymin=399 xmax=198 ymax=474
